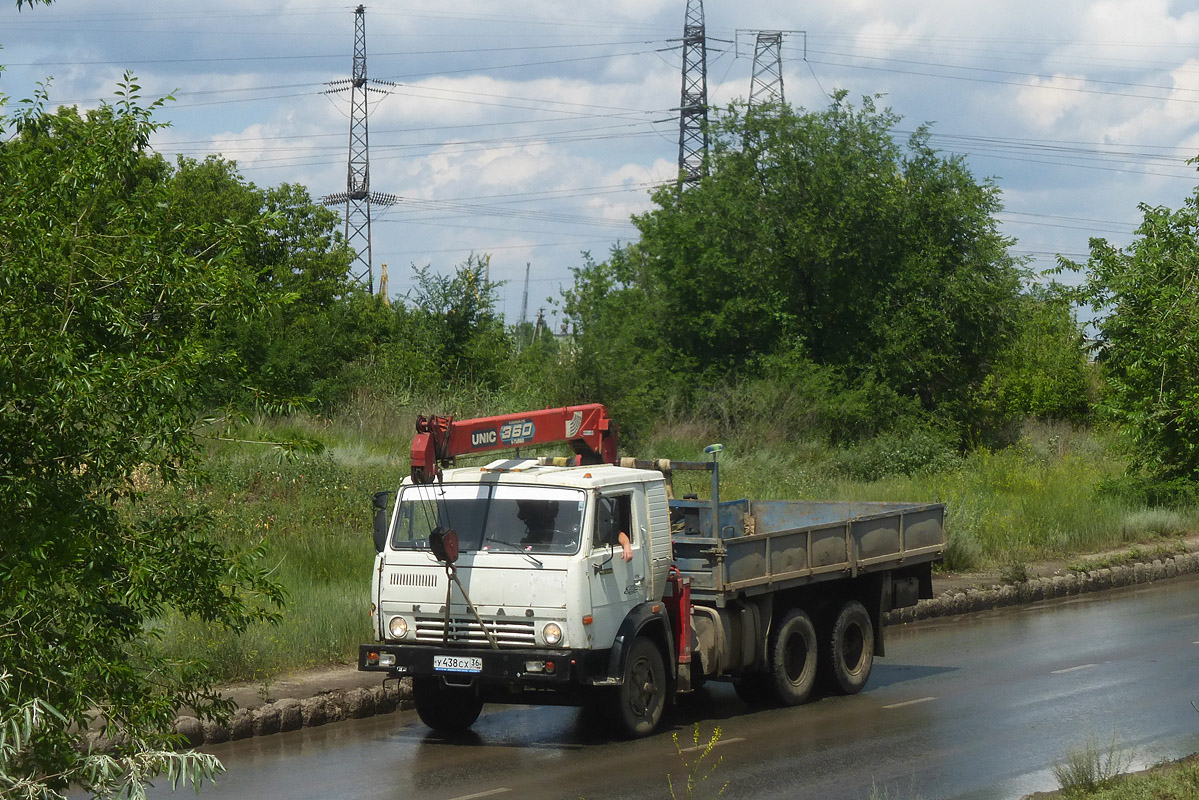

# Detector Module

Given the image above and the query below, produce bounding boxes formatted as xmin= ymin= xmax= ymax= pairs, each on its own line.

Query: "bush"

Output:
xmin=835 ymin=426 xmax=960 ymax=481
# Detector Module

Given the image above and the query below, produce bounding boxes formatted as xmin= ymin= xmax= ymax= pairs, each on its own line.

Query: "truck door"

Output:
xmin=586 ymin=491 xmax=647 ymax=648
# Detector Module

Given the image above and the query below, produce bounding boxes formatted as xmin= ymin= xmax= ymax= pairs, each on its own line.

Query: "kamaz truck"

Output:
xmin=359 ymin=404 xmax=944 ymax=737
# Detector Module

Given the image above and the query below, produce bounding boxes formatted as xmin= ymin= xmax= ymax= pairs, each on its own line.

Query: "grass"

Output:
xmin=138 ymin=450 xmax=390 ymax=682
xmin=1066 ymin=542 xmax=1189 ymax=573
xmin=143 ymin=395 xmax=1199 ymax=682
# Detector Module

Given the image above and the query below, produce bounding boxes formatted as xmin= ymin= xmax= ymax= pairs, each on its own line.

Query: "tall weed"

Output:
xmin=668 ymin=724 xmax=729 ymax=800
xmin=1053 ymin=734 xmax=1134 ymax=797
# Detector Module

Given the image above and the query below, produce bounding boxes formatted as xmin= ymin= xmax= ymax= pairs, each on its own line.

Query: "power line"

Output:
xmin=36 ymin=44 xmax=671 ymax=111
xmin=5 ymin=38 xmax=666 ymax=68
xmin=214 ymin=127 xmax=669 ymax=174
xmin=804 ymin=46 xmax=1199 ymax=97
xmin=804 ymin=52 xmax=1199 ymax=106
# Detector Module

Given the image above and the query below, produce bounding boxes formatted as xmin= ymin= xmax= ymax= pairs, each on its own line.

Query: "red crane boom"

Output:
xmin=409 ymin=403 xmax=619 ymax=483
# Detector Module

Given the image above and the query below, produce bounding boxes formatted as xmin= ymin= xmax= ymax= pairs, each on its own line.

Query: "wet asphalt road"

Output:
xmin=176 ymin=574 xmax=1199 ymax=800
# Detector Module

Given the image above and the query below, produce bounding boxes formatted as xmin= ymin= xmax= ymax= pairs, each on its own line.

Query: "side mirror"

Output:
xmin=372 ymin=490 xmax=394 ymax=554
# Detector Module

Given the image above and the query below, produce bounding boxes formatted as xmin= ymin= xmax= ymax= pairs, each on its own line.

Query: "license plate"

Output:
xmin=434 ymin=654 xmax=482 ymax=673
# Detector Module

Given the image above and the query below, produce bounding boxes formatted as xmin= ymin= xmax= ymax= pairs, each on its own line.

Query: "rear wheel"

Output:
xmin=769 ymin=608 xmax=818 ymax=706
xmin=823 ymin=600 xmax=874 ymax=695
xmin=611 ymin=637 xmax=666 ymax=737
xmin=413 ymin=676 xmax=484 ymax=733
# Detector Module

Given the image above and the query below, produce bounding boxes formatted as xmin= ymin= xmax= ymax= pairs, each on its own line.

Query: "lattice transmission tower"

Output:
xmin=322 ymin=4 xmax=397 ymax=294
xmin=750 ymin=31 xmax=785 ymax=110
xmin=676 ymin=0 xmax=709 ymax=191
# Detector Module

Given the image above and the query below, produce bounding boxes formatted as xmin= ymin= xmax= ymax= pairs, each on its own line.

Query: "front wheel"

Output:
xmin=413 ymin=676 xmax=484 ymax=733
xmin=611 ymin=637 xmax=666 ymax=737
xmin=823 ymin=600 xmax=874 ymax=695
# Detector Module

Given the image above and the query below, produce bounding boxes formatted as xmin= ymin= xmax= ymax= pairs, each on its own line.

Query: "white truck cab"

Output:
xmin=363 ymin=459 xmax=677 ymax=734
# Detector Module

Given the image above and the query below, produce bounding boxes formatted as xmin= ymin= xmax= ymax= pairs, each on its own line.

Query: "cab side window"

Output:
xmin=594 ymin=494 xmax=632 ymax=549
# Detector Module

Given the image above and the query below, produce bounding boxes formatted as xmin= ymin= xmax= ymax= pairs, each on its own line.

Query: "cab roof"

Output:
xmin=418 ymin=460 xmax=662 ymax=491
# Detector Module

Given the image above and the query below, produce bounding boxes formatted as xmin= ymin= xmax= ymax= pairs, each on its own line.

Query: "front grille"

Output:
xmin=414 ymin=615 xmax=536 ymax=647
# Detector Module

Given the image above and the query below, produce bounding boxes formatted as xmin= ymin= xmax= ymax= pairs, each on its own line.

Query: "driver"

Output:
xmin=516 ymin=499 xmax=560 ymax=546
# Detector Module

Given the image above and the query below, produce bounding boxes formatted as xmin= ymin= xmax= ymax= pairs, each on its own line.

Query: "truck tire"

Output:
xmin=611 ymin=637 xmax=666 ymax=737
xmin=413 ymin=676 xmax=484 ymax=733
xmin=823 ymin=600 xmax=874 ymax=695
xmin=769 ymin=608 xmax=818 ymax=706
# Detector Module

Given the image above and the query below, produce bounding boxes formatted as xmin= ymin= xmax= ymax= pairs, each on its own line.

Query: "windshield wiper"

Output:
xmin=483 ymin=537 xmax=543 ymax=568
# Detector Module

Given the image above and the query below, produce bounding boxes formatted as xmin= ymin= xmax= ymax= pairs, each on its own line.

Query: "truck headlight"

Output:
xmin=542 ymin=622 xmax=562 ymax=646
xmin=388 ymin=616 xmax=409 ymax=639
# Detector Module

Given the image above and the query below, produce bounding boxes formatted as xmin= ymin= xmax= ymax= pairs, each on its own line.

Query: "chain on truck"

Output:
xmin=359 ymin=404 xmax=945 ymax=738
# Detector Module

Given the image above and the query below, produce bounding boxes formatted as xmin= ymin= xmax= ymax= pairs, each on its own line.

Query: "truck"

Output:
xmin=359 ymin=404 xmax=945 ymax=737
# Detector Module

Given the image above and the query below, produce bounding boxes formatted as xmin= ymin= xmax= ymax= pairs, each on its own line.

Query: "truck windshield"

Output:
xmin=391 ymin=483 xmax=586 ymax=556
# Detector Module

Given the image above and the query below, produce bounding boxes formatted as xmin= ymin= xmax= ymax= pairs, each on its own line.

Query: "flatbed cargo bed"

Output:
xmin=670 ymin=499 xmax=946 ymax=603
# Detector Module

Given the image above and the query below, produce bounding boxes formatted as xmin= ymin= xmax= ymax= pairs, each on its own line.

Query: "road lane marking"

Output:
xmin=447 ymin=790 xmax=510 ymax=800
xmin=1051 ymin=663 xmax=1096 ymax=674
xmin=394 ymin=734 xmax=581 ymax=751
xmin=527 ymin=742 xmax=585 ymax=750
xmin=679 ymin=736 xmax=745 ymax=753
xmin=882 ymin=696 xmax=937 ymax=709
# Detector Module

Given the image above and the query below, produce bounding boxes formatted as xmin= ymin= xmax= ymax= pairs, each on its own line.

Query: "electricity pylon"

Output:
xmin=322 ymin=4 xmax=398 ymax=294
xmin=677 ymin=0 xmax=709 ymax=191
xmin=750 ymin=31 xmax=785 ymax=110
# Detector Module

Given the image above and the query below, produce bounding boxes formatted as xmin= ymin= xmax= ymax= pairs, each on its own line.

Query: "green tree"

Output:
xmin=559 ymin=248 xmax=672 ymax=444
xmin=166 ymin=156 xmax=387 ymax=409
xmin=1066 ymin=190 xmax=1199 ymax=480
xmin=617 ymin=94 xmax=1024 ymax=432
xmin=980 ymin=286 xmax=1092 ymax=422
xmin=402 ymin=254 xmax=511 ymax=389
xmin=0 ymin=80 xmax=283 ymax=796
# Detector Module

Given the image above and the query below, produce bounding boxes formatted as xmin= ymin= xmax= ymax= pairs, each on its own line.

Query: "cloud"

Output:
xmin=1014 ymin=73 xmax=1091 ymax=130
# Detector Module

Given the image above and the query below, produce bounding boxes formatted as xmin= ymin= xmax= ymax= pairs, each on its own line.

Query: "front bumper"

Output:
xmin=359 ymin=643 xmax=612 ymax=686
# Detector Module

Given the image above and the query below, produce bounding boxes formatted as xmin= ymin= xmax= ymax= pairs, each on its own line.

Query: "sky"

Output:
xmin=4 ymin=1 xmax=1199 ymax=329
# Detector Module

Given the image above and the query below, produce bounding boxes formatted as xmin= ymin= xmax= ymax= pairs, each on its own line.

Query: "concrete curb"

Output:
xmin=174 ymin=682 xmax=415 ymax=748
xmin=173 ymin=551 xmax=1199 ymax=747
xmin=883 ymin=550 xmax=1199 ymax=625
